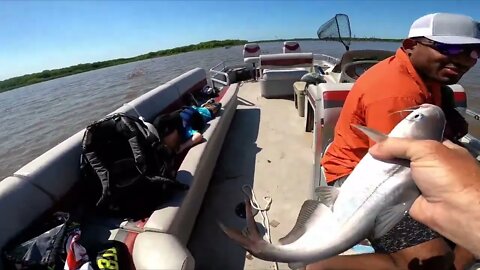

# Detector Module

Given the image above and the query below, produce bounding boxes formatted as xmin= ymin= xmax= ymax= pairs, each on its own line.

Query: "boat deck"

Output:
xmin=188 ymin=81 xmax=314 ymax=270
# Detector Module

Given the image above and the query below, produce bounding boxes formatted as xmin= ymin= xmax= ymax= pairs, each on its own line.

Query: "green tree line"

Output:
xmin=0 ymin=39 xmax=247 ymax=92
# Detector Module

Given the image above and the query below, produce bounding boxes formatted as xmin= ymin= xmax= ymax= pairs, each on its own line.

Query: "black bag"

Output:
xmin=440 ymin=86 xmax=468 ymax=143
xmin=3 ymin=212 xmax=75 ymax=270
xmin=80 ymin=113 xmax=188 ymax=217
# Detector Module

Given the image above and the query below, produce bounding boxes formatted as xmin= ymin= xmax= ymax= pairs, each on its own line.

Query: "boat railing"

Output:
xmin=466 ymin=108 xmax=480 ymax=122
xmin=209 ymin=61 xmax=231 ymax=87
xmin=457 ymin=108 xmax=480 ymax=161
xmin=313 ymin=54 xmax=340 ymax=74
xmin=313 ymin=53 xmax=340 ymax=65
xmin=209 ymin=60 xmax=249 ymax=87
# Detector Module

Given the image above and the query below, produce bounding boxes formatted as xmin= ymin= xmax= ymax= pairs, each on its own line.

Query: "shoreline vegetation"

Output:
xmin=0 ymin=37 xmax=401 ymax=92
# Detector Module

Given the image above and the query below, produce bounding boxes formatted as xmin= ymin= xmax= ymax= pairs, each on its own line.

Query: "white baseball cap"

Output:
xmin=408 ymin=13 xmax=480 ymax=44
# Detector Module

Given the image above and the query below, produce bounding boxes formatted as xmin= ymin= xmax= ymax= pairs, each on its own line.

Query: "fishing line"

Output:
xmin=241 ymin=185 xmax=279 ymax=270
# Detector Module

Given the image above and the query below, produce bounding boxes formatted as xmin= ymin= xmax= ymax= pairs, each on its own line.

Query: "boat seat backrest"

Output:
xmin=125 ymin=68 xmax=208 ymax=121
xmin=318 ymin=83 xmax=352 ymax=152
xmin=332 ymin=50 xmax=394 ymax=73
xmin=446 ymin=84 xmax=467 ymax=109
xmin=283 ymin=41 xmax=301 ymax=53
xmin=170 ymin=69 xmax=208 ymax=103
xmin=243 ymin=43 xmax=261 ymax=58
xmin=339 ymin=60 xmax=380 ymax=83
xmin=0 ymin=176 xmax=55 ymax=248
xmin=259 ymin=53 xmax=313 ymax=70
xmin=311 ymin=83 xmax=352 ymax=186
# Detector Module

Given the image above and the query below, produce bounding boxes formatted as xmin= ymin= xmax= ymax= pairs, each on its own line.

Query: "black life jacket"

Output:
xmin=80 ymin=113 xmax=188 ymax=217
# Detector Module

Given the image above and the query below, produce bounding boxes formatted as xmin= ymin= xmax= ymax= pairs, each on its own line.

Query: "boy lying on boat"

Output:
xmin=153 ymin=100 xmax=222 ymax=153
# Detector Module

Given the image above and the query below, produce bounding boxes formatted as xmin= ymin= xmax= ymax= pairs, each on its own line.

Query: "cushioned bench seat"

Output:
xmin=259 ymin=53 xmax=313 ymax=98
xmin=262 ymin=68 xmax=309 ymax=79
xmin=0 ymin=176 xmax=54 ymax=248
xmin=143 ymin=83 xmax=239 ymax=244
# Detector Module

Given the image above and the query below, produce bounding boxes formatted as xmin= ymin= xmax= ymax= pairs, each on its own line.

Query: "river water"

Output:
xmin=1 ymin=40 xmax=480 ymax=180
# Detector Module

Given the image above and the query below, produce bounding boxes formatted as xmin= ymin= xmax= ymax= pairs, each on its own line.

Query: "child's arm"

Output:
xmin=177 ymin=131 xmax=203 ymax=153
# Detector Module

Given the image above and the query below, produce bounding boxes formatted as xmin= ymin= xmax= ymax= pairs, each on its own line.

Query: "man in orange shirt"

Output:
xmin=309 ymin=13 xmax=480 ymax=270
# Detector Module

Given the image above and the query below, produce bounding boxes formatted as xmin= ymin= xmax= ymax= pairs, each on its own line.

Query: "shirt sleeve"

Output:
xmin=196 ymin=107 xmax=213 ymax=122
xmin=364 ymin=97 xmax=421 ymax=146
xmin=183 ymin=125 xmax=198 ymax=140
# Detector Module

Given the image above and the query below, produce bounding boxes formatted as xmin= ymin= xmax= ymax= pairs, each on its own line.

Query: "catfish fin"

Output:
xmin=279 ymin=200 xmax=321 ymax=245
xmin=352 ymin=125 xmax=387 ymax=143
xmin=218 ymin=199 xmax=268 ymax=254
xmin=288 ymin=262 xmax=306 ymax=270
xmin=315 ymin=186 xmax=340 ymax=208
xmin=372 ymin=200 xmax=415 ymax=239
xmin=219 ymin=222 xmax=254 ymax=248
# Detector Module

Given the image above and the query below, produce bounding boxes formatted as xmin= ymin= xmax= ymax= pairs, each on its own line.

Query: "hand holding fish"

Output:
xmin=370 ymin=138 xmax=480 ymax=257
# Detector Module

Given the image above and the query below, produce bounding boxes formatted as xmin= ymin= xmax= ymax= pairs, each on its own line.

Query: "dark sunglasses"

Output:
xmin=415 ymin=39 xmax=480 ymax=59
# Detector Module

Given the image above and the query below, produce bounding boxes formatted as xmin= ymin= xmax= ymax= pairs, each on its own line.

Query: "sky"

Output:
xmin=1 ymin=0 xmax=479 ymax=80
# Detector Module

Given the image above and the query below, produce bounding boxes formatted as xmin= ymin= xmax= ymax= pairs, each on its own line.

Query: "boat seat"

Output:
xmin=81 ymin=220 xmax=195 ymax=270
xmin=133 ymin=232 xmax=194 ymax=270
xmin=243 ymin=43 xmax=262 ymax=78
xmin=283 ymin=41 xmax=301 ymax=53
xmin=109 ymin=225 xmax=195 ymax=270
xmin=259 ymin=53 xmax=313 ymax=98
xmin=243 ymin=43 xmax=261 ymax=58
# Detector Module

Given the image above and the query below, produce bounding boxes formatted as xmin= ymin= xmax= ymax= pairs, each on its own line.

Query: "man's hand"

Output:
xmin=369 ymin=138 xmax=480 ymax=257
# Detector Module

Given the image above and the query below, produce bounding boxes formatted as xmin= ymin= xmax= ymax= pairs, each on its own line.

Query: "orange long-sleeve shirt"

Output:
xmin=321 ymin=48 xmax=442 ymax=183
